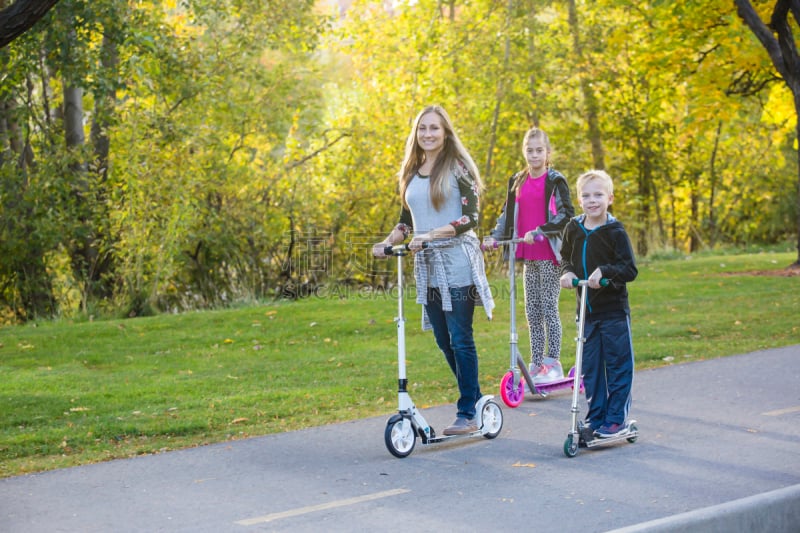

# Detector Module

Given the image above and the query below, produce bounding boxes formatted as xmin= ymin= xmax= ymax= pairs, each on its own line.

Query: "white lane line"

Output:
xmin=762 ymin=406 xmax=800 ymax=416
xmin=235 ymin=488 xmax=410 ymax=526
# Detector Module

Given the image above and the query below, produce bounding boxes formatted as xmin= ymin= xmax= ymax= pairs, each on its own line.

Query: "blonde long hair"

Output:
xmin=512 ymin=127 xmax=551 ymax=195
xmin=398 ymin=105 xmax=482 ymax=211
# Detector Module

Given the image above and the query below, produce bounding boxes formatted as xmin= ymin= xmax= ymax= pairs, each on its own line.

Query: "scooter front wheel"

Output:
xmin=385 ymin=416 xmax=416 ymax=458
xmin=500 ymin=371 xmax=524 ymax=408
xmin=564 ymin=434 xmax=579 ymax=457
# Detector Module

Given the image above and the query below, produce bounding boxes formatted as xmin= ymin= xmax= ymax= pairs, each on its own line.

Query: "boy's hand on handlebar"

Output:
xmin=587 ymin=268 xmax=604 ymax=289
xmin=560 ymin=272 xmax=577 ymax=289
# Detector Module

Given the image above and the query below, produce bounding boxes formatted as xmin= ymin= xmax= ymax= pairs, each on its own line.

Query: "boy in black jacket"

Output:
xmin=560 ymin=170 xmax=638 ymax=438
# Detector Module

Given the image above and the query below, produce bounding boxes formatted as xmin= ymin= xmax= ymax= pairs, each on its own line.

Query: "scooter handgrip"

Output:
xmin=384 ymin=242 xmax=430 ymax=255
xmin=571 ymin=278 xmax=610 ymax=287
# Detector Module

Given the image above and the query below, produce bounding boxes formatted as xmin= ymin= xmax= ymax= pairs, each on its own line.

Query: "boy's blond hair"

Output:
xmin=576 ymin=169 xmax=614 ymax=195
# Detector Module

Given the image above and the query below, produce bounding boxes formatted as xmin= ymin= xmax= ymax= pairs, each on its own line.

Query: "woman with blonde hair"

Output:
xmin=373 ymin=105 xmax=494 ymax=435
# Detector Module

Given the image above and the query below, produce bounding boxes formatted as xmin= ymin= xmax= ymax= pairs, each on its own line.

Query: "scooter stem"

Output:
xmin=396 ymin=252 xmax=407 ymax=387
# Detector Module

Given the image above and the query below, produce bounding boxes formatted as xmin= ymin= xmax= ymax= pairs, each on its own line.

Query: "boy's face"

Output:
xmin=579 ymin=179 xmax=613 ymax=222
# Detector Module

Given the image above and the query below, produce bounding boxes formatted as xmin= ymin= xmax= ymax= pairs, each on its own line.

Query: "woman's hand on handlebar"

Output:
xmin=408 ymin=233 xmax=430 ymax=252
xmin=372 ymin=242 xmax=391 ymax=258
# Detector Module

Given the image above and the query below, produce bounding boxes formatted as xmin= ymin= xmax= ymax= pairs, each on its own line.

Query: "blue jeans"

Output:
xmin=582 ymin=315 xmax=634 ymax=429
xmin=425 ymin=285 xmax=482 ymax=420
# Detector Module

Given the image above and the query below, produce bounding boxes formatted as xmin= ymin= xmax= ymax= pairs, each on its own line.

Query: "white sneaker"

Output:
xmin=533 ymin=357 xmax=564 ymax=384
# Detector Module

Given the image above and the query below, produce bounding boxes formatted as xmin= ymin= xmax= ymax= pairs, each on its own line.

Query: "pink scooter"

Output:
xmin=483 ymin=236 xmax=581 ymax=408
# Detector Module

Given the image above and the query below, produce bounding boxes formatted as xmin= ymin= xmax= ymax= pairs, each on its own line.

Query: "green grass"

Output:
xmin=1 ymin=250 xmax=798 ymax=477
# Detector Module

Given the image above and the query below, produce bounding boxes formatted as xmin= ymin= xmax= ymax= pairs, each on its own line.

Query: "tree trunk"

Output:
xmin=525 ymin=0 xmax=540 ymax=127
xmin=734 ymin=0 xmax=800 ymax=265
xmin=483 ymin=0 xmax=514 ymax=183
xmin=87 ymin=27 xmax=120 ymax=299
xmin=707 ymin=121 xmax=722 ymax=247
xmin=795 ymin=93 xmax=800 ymax=266
xmin=0 ymin=95 xmax=55 ymax=319
xmin=567 ymin=0 xmax=605 ymax=170
xmin=637 ymin=138 xmax=651 ymax=258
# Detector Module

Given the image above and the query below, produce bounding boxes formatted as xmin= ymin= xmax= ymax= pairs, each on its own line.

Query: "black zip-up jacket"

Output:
xmin=489 ymin=168 xmax=574 ymax=261
xmin=560 ymin=214 xmax=638 ymax=319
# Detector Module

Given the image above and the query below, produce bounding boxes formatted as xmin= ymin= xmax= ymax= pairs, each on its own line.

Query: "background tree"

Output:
xmin=735 ymin=0 xmax=800 ymax=267
xmin=0 ymin=0 xmax=795 ymax=322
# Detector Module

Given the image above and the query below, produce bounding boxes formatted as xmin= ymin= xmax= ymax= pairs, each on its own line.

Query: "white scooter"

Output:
xmin=381 ymin=243 xmax=503 ymax=458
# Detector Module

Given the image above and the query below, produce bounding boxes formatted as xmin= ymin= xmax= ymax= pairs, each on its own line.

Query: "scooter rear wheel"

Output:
xmin=480 ymin=399 xmax=503 ymax=439
xmin=385 ymin=417 xmax=416 ymax=458
xmin=499 ymin=371 xmax=524 ymax=408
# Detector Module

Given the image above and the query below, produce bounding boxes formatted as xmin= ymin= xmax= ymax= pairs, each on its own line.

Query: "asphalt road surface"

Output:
xmin=2 ymin=345 xmax=799 ymax=533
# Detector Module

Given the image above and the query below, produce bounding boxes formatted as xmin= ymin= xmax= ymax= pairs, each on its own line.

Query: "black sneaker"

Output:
xmin=579 ymin=426 xmax=595 ymax=445
xmin=443 ymin=417 xmax=478 ymax=435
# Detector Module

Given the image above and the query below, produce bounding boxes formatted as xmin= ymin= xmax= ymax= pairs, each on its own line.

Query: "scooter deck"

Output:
xmin=533 ymin=376 xmax=579 ymax=395
xmin=425 ymin=429 xmax=485 ymax=444
xmin=579 ymin=421 xmax=638 ymax=448
xmin=515 ymin=354 xmax=581 ymax=397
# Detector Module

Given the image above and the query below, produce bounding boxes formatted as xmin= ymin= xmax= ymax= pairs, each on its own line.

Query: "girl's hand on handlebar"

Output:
xmin=523 ymin=230 xmax=535 ymax=244
xmin=482 ymin=236 xmax=497 ymax=250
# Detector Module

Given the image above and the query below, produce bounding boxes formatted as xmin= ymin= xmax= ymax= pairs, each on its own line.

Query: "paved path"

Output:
xmin=2 ymin=345 xmax=799 ymax=533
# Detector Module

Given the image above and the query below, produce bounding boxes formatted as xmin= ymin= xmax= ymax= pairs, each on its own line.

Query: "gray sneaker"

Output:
xmin=443 ymin=417 xmax=478 ymax=435
xmin=532 ymin=357 xmax=564 ymax=384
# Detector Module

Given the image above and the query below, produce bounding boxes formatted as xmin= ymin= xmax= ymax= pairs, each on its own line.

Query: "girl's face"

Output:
xmin=417 ymin=112 xmax=445 ymax=155
xmin=525 ymin=136 xmax=548 ymax=176
xmin=579 ymin=179 xmax=614 ymax=224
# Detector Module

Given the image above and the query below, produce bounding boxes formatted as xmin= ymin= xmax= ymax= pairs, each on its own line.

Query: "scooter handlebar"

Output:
xmin=481 ymin=237 xmax=525 ymax=251
xmin=572 ymin=278 xmax=610 ymax=287
xmin=481 ymin=233 xmax=546 ymax=251
xmin=382 ymin=242 xmax=430 ymax=256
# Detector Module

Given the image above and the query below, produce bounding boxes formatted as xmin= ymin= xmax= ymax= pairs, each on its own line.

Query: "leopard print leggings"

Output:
xmin=522 ymin=259 xmax=562 ymax=368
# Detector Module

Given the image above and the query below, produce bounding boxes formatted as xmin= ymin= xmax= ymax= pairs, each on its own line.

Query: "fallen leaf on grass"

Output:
xmin=230 ymin=418 xmax=249 ymax=424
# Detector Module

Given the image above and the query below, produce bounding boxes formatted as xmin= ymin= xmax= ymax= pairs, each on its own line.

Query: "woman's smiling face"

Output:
xmin=416 ymin=111 xmax=445 ymax=155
